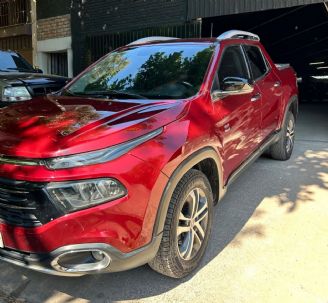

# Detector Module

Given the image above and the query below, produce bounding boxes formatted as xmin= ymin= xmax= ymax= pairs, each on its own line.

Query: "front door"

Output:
xmin=211 ymin=45 xmax=262 ymax=182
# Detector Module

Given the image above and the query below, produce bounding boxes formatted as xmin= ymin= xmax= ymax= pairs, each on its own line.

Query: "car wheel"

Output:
xmin=149 ymin=169 xmax=213 ymax=278
xmin=269 ymin=111 xmax=296 ymax=161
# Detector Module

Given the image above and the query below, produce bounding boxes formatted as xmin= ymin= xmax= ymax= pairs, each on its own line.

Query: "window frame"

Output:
xmin=242 ymin=44 xmax=271 ymax=83
xmin=210 ymin=44 xmax=251 ymax=101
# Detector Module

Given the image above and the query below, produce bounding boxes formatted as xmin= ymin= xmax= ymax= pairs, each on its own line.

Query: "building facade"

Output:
xmin=1 ymin=0 xmax=326 ymax=79
xmin=36 ymin=0 xmax=72 ymax=77
xmin=70 ymin=0 xmax=192 ymax=74
xmin=69 ymin=0 xmax=327 ymax=76
xmin=186 ymin=0 xmax=324 ymax=19
xmin=0 ymin=0 xmax=32 ymax=63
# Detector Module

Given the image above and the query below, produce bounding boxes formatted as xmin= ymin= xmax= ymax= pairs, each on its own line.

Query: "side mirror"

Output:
xmin=34 ymin=66 xmax=43 ymax=74
xmin=212 ymin=77 xmax=254 ymax=100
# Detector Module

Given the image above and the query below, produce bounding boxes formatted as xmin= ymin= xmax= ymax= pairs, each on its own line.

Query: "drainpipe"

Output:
xmin=31 ymin=0 xmax=38 ymax=66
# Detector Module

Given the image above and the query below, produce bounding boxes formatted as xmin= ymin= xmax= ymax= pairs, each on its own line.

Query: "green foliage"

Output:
xmin=69 ymin=45 xmax=214 ymax=99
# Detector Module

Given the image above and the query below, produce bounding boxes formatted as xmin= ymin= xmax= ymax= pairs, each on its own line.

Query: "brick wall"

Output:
xmin=37 ymin=14 xmax=71 ymax=41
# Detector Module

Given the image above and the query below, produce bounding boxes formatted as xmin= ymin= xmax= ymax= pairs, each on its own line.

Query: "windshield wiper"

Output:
xmin=78 ymin=90 xmax=148 ymax=100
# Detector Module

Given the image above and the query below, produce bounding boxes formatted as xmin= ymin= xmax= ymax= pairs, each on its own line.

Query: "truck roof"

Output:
xmin=127 ymin=30 xmax=260 ymax=46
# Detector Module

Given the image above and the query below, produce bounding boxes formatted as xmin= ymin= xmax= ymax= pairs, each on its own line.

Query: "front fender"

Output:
xmin=130 ymin=118 xmax=224 ymax=241
xmin=151 ymin=147 xmax=224 ymax=238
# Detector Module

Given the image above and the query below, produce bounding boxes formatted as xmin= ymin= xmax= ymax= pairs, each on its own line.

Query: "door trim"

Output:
xmin=225 ymin=130 xmax=281 ymax=188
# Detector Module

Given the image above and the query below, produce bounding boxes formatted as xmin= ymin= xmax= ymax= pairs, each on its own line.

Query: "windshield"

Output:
xmin=66 ymin=43 xmax=214 ymax=100
xmin=0 ymin=52 xmax=35 ymax=72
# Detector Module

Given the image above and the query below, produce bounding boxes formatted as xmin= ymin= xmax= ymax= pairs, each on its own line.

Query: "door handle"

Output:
xmin=274 ymin=81 xmax=281 ymax=88
xmin=251 ymin=93 xmax=261 ymax=102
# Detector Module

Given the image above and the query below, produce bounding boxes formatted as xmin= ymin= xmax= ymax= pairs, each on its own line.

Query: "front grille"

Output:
xmin=30 ymin=85 xmax=63 ymax=97
xmin=0 ymin=179 xmax=63 ymax=228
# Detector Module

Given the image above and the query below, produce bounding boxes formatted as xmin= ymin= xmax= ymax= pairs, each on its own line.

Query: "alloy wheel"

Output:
xmin=177 ymin=188 xmax=209 ymax=261
xmin=286 ymin=118 xmax=295 ymax=153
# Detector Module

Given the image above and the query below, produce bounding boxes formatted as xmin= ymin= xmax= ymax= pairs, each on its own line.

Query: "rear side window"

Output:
xmin=244 ymin=45 xmax=268 ymax=80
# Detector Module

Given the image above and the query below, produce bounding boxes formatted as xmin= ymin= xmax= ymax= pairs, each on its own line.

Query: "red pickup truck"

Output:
xmin=0 ymin=30 xmax=298 ymax=278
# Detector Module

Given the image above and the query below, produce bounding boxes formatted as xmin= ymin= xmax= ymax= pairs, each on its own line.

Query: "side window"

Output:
xmin=212 ymin=45 xmax=249 ymax=91
xmin=244 ymin=45 xmax=268 ymax=80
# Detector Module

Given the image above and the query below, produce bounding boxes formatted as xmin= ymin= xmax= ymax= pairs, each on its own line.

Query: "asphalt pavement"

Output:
xmin=0 ymin=103 xmax=327 ymax=303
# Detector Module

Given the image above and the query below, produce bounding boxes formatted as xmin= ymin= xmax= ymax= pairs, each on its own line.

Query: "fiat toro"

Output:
xmin=0 ymin=30 xmax=298 ymax=278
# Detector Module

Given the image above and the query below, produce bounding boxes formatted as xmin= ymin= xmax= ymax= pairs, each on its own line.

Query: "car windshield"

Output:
xmin=65 ymin=43 xmax=215 ymax=100
xmin=0 ymin=52 xmax=35 ymax=72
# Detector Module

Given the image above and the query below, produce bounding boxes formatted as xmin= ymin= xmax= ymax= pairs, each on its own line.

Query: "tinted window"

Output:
xmin=0 ymin=52 xmax=34 ymax=72
xmin=244 ymin=45 xmax=268 ymax=80
xmin=212 ymin=45 xmax=249 ymax=91
xmin=66 ymin=44 xmax=214 ymax=100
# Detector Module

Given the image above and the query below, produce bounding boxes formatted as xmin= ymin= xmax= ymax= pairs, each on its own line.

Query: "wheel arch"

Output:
xmin=288 ymin=95 xmax=299 ymax=120
xmin=152 ymin=147 xmax=224 ymax=238
xmin=279 ymin=94 xmax=299 ymax=130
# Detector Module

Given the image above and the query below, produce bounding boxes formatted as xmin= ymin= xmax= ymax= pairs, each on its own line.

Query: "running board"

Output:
xmin=225 ymin=131 xmax=281 ymax=188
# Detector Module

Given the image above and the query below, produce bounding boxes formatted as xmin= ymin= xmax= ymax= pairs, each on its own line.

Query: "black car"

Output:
xmin=0 ymin=50 xmax=69 ymax=106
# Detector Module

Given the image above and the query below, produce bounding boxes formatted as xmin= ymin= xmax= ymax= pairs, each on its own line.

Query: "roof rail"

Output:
xmin=217 ymin=30 xmax=260 ymax=41
xmin=128 ymin=36 xmax=178 ymax=46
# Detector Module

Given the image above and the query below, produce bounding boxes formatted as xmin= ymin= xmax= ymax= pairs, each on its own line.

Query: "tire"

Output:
xmin=269 ymin=111 xmax=296 ymax=161
xmin=149 ymin=169 xmax=213 ymax=278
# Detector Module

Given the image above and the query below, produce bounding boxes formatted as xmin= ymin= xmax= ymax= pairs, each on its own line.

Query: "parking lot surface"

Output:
xmin=0 ymin=103 xmax=327 ymax=303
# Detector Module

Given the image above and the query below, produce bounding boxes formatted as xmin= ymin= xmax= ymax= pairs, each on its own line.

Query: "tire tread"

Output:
xmin=149 ymin=169 xmax=213 ymax=278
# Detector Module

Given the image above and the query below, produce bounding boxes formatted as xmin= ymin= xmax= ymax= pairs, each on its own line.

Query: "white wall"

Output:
xmin=36 ymin=36 xmax=73 ymax=77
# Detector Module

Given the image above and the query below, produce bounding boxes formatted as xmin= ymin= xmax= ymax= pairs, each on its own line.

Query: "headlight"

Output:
xmin=46 ymin=178 xmax=127 ymax=212
xmin=1 ymin=86 xmax=31 ymax=102
xmin=45 ymin=127 xmax=163 ymax=170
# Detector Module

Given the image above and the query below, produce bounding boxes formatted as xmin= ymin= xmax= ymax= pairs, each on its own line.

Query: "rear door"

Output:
xmin=211 ymin=45 xmax=262 ymax=180
xmin=243 ymin=45 xmax=282 ymax=140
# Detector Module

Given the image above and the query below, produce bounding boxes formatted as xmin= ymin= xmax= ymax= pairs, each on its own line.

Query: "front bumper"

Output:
xmin=0 ymin=143 xmax=169 ymax=275
xmin=0 ymin=237 xmax=161 ymax=276
xmin=0 ymin=152 xmax=168 ymax=254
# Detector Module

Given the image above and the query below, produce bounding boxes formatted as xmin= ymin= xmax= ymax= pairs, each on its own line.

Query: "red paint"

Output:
xmin=0 ymin=38 xmax=297 ymax=254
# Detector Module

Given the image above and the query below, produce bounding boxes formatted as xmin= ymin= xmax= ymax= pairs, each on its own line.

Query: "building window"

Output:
xmin=49 ymin=52 xmax=68 ymax=77
xmin=0 ymin=0 xmax=9 ymax=27
xmin=0 ymin=0 xmax=30 ymax=27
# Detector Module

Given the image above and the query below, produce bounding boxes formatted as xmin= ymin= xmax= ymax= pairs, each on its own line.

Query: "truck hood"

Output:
xmin=0 ymin=95 xmax=187 ymax=158
xmin=0 ymin=72 xmax=68 ymax=86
